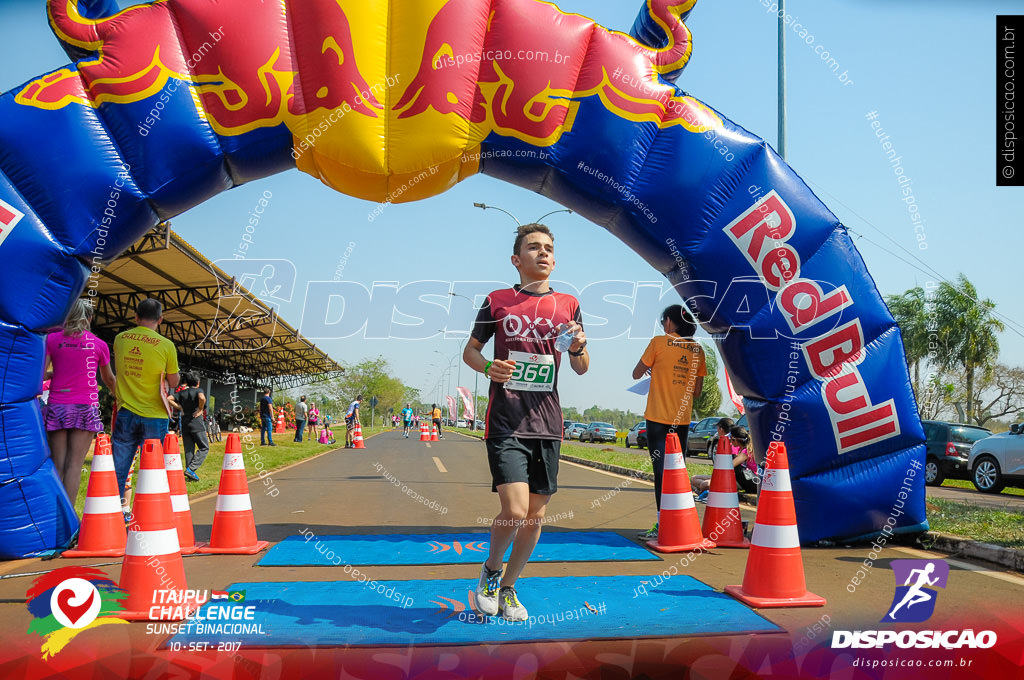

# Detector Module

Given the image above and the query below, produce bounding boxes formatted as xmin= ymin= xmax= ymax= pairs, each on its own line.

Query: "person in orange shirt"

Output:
xmin=631 ymin=304 xmax=706 ymax=540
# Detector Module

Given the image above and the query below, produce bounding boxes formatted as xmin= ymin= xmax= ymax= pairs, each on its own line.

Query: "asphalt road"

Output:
xmin=1 ymin=429 xmax=1022 ymax=676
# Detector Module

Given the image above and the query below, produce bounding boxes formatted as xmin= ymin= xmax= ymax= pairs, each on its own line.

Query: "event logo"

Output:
xmin=883 ymin=559 xmax=949 ymax=623
xmin=831 ymin=559 xmax=996 ymax=651
xmin=25 ymin=567 xmax=128 ymax=659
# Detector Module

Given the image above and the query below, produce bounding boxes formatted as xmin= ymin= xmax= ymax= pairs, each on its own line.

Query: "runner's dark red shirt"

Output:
xmin=471 ymin=285 xmax=582 ymax=441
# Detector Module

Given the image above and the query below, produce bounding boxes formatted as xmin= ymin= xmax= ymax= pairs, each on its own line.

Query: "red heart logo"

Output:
xmin=56 ymin=587 xmax=96 ymax=626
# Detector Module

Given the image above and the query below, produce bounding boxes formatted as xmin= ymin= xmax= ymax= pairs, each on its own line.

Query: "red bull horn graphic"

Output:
xmin=0 ymin=0 xmax=926 ymax=563
xmin=20 ymin=0 xmax=721 ymax=202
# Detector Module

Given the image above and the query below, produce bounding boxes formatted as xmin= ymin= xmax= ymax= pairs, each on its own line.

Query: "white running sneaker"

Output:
xmin=474 ymin=564 xmax=501 ymax=616
xmin=498 ymin=586 xmax=528 ymax=621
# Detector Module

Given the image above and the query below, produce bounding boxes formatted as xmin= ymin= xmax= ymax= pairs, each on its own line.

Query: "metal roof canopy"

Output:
xmin=89 ymin=223 xmax=343 ymax=390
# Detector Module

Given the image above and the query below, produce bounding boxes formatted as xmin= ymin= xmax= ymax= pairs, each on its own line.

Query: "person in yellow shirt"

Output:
xmin=631 ymin=304 xmax=706 ymax=540
xmin=431 ymin=403 xmax=444 ymax=439
xmin=111 ymin=298 xmax=179 ymax=505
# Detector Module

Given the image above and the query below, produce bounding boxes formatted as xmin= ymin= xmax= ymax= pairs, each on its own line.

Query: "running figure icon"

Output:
xmin=887 ymin=563 xmax=939 ymax=620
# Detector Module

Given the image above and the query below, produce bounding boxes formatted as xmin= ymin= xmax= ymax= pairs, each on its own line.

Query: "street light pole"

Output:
xmin=473 ymin=202 xmax=573 ymax=226
xmin=778 ymin=0 xmax=787 ymax=160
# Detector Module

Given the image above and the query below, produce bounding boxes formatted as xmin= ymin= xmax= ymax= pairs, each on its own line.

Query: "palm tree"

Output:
xmin=885 ymin=287 xmax=929 ymax=399
xmin=932 ymin=275 xmax=1004 ymax=424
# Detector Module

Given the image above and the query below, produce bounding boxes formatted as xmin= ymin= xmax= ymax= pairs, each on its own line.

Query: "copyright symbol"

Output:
xmin=1003 ymin=165 xmax=1015 ymax=179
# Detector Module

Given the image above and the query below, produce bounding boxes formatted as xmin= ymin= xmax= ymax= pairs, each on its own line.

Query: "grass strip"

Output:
xmin=925 ymin=498 xmax=1024 ymax=549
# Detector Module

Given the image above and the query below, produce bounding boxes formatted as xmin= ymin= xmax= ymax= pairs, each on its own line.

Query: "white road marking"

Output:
xmin=433 ymin=457 xmax=447 ymax=473
xmin=892 ymin=546 xmax=1024 ymax=588
xmin=559 ymin=459 xmax=653 ymax=486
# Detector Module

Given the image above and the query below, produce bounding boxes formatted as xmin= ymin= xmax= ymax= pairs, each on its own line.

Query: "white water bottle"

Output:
xmin=554 ymin=325 xmax=574 ymax=353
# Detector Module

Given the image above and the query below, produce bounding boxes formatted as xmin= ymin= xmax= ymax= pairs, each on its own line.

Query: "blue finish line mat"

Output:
xmin=256 ymin=531 xmax=658 ymax=566
xmin=166 ymin=575 xmax=782 ymax=648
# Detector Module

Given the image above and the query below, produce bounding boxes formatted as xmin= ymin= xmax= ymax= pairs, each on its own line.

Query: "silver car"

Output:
xmin=968 ymin=423 xmax=1024 ymax=493
xmin=581 ymin=422 xmax=617 ymax=443
xmin=565 ymin=422 xmax=587 ymax=440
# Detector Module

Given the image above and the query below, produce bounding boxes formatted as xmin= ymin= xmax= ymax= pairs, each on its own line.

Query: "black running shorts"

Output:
xmin=485 ymin=437 xmax=560 ymax=495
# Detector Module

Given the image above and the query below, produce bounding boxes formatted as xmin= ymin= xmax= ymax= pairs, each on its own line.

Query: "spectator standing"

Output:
xmin=259 ymin=387 xmax=276 ymax=446
xmin=111 ymin=298 xmax=179 ymax=505
xmin=168 ymin=372 xmax=208 ymax=481
xmin=294 ymin=395 xmax=309 ymax=442
xmin=43 ymin=299 xmax=117 ymax=507
xmin=308 ymin=402 xmax=320 ymax=441
xmin=631 ymin=305 xmax=707 ymax=540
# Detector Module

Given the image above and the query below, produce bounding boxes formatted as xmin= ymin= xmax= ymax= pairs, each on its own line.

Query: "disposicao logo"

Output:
xmin=832 ymin=559 xmax=997 ymax=650
xmin=25 ymin=567 xmax=128 ymax=658
xmin=884 ymin=559 xmax=948 ymax=623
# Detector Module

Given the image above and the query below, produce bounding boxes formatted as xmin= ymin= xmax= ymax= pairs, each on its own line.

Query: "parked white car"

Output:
xmin=968 ymin=423 xmax=1024 ymax=493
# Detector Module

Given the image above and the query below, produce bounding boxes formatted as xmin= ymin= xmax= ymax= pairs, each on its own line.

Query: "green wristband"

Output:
xmin=484 ymin=360 xmax=492 ymax=377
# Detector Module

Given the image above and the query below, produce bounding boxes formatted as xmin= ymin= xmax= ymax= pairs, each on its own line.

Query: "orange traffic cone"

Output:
xmin=163 ymin=433 xmax=202 ymax=555
xmin=352 ymin=422 xmax=366 ymax=449
xmin=701 ymin=434 xmax=750 ymax=548
xmin=430 ymin=424 xmax=439 ymax=442
xmin=117 ymin=439 xmax=198 ymax=620
xmin=647 ymin=433 xmax=716 ymax=553
xmin=419 ymin=422 xmax=430 ymax=442
xmin=198 ymin=433 xmax=269 ymax=555
xmin=274 ymin=407 xmax=285 ymax=434
xmin=725 ymin=442 xmax=825 ymax=608
xmin=63 ymin=434 xmax=126 ymax=558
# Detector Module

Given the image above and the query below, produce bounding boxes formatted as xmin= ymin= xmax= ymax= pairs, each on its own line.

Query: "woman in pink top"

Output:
xmin=308 ymin=403 xmax=320 ymax=441
xmin=43 ymin=299 xmax=117 ymax=505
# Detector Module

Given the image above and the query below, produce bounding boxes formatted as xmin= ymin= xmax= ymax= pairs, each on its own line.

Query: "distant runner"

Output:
xmin=401 ymin=403 xmax=414 ymax=438
xmin=345 ymin=395 xmax=361 ymax=449
xmin=431 ymin=403 xmax=444 ymax=440
xmin=463 ymin=222 xmax=588 ymax=621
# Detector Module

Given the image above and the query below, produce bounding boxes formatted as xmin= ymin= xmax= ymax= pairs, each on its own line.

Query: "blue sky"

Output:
xmin=2 ymin=0 xmax=1021 ymax=414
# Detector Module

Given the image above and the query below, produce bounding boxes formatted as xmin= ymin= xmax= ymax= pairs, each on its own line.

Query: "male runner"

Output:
xmin=345 ymin=395 xmax=361 ymax=449
xmin=401 ymin=403 xmax=414 ymax=438
xmin=463 ymin=223 xmax=589 ymax=621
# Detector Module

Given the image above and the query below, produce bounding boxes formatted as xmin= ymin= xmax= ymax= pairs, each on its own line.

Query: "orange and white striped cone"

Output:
xmin=419 ymin=422 xmax=430 ymax=442
xmin=117 ymin=439 xmax=199 ymax=620
xmin=701 ymin=434 xmax=750 ymax=548
xmin=163 ymin=433 xmax=203 ymax=555
xmin=647 ymin=433 xmax=716 ymax=553
xmin=198 ymin=433 xmax=269 ymax=555
xmin=274 ymin=407 xmax=285 ymax=434
xmin=430 ymin=424 xmax=439 ymax=442
xmin=63 ymin=434 xmax=126 ymax=558
xmin=725 ymin=442 xmax=825 ymax=608
xmin=352 ymin=422 xmax=366 ymax=449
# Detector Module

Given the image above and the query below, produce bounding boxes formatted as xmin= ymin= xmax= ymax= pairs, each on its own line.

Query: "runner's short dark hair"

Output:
xmin=661 ymin=304 xmax=696 ymax=337
xmin=716 ymin=417 xmax=735 ymax=432
xmin=136 ymin=297 xmax=163 ymax=322
xmin=513 ymin=223 xmax=554 ymax=256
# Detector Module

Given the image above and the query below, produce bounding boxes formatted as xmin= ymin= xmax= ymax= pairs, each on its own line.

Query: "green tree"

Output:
xmin=886 ymin=286 xmax=929 ymax=399
xmin=933 ymin=275 xmax=1004 ymax=424
xmin=326 ymin=356 xmax=407 ymax=417
xmin=693 ymin=344 xmax=722 ymax=419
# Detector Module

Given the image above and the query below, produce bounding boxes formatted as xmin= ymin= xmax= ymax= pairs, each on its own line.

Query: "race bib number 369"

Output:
xmin=505 ymin=351 xmax=555 ymax=392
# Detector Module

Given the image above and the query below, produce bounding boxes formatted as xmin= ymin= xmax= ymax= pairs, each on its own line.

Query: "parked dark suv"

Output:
xmin=922 ymin=420 xmax=992 ymax=486
xmin=687 ymin=417 xmax=719 ymax=456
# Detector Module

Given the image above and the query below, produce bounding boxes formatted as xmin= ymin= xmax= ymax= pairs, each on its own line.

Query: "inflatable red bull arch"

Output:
xmin=0 ymin=0 xmax=925 ymax=557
